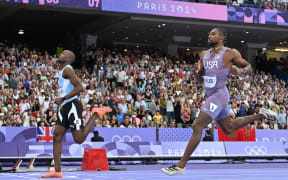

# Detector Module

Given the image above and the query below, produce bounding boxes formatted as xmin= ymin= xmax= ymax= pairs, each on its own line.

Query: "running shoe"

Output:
xmin=41 ymin=171 xmax=63 ymax=178
xmin=161 ymin=165 xmax=185 ymax=176
xmin=259 ymin=108 xmax=277 ymax=121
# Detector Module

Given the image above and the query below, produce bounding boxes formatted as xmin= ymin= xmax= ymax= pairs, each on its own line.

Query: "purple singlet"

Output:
xmin=201 ymin=47 xmax=230 ymax=121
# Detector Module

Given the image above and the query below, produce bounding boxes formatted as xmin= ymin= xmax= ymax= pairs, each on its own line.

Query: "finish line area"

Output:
xmin=0 ymin=163 xmax=288 ymax=180
xmin=0 ymin=156 xmax=288 ymax=179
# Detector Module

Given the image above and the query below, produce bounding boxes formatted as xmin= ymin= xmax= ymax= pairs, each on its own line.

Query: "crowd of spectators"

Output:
xmin=0 ymin=42 xmax=287 ymax=130
xmin=229 ymin=0 xmax=287 ymax=10
xmin=256 ymin=53 xmax=288 ymax=73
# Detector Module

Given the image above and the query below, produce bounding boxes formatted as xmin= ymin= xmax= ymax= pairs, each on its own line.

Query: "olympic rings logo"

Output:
xmin=244 ymin=146 xmax=268 ymax=155
xmin=111 ymin=135 xmax=142 ymax=142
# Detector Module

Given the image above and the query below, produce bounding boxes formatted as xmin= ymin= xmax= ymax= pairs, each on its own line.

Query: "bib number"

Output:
xmin=209 ymin=103 xmax=218 ymax=112
xmin=203 ymin=75 xmax=216 ymax=88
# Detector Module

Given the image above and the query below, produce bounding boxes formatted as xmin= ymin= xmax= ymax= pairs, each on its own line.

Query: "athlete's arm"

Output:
xmin=230 ymin=49 xmax=252 ymax=75
xmin=194 ymin=51 xmax=205 ymax=84
xmin=62 ymin=67 xmax=83 ymax=99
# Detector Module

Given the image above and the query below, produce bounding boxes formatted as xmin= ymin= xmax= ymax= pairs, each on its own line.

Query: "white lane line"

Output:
xmin=73 ymin=172 xmax=287 ymax=176
xmin=0 ymin=173 xmax=39 ymax=180
xmin=65 ymin=176 xmax=78 ymax=178
xmin=243 ymin=178 xmax=286 ymax=180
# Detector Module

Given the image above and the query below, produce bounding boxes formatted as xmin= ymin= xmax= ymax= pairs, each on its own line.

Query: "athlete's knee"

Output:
xmin=192 ymin=121 xmax=204 ymax=133
xmin=191 ymin=121 xmax=197 ymax=131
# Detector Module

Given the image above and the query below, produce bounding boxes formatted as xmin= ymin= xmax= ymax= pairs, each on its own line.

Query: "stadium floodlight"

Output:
xmin=18 ymin=30 xmax=24 ymax=35
xmin=275 ymin=48 xmax=288 ymax=52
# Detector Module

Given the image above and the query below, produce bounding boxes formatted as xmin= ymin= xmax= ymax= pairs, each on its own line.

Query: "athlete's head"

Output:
xmin=58 ymin=50 xmax=75 ymax=65
xmin=208 ymin=27 xmax=227 ymax=48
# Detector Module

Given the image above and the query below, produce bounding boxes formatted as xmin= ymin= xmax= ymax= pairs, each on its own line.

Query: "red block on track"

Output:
xmin=81 ymin=148 xmax=109 ymax=171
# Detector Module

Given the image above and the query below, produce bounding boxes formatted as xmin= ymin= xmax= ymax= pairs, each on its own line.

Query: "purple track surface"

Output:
xmin=0 ymin=163 xmax=288 ymax=180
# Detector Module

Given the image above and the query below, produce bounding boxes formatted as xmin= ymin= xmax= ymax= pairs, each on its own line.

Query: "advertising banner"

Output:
xmin=161 ymin=141 xmax=226 ymax=156
xmin=224 ymin=142 xmax=286 ymax=155
xmin=64 ymin=127 xmax=156 ymax=143
xmin=228 ymin=6 xmax=288 ymax=26
xmin=0 ymin=0 xmax=102 ymax=9
xmin=1 ymin=0 xmax=288 ymax=26
xmin=0 ymin=127 xmax=37 ymax=142
xmin=255 ymin=130 xmax=288 ymax=143
xmin=102 ymin=0 xmax=227 ymax=21
xmin=18 ymin=141 xmax=162 ymax=157
xmin=159 ymin=128 xmax=217 ymax=142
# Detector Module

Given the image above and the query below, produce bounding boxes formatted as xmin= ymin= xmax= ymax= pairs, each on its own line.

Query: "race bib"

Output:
xmin=203 ymin=75 xmax=217 ymax=88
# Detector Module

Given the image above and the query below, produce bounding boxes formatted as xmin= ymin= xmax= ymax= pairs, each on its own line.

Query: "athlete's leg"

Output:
xmin=176 ymin=89 xmax=228 ymax=168
xmin=53 ymin=125 xmax=67 ymax=172
xmin=176 ymin=111 xmax=212 ymax=168
xmin=215 ymin=105 xmax=279 ymax=135
xmin=72 ymin=112 xmax=99 ymax=144
xmin=218 ymin=114 xmax=264 ymax=135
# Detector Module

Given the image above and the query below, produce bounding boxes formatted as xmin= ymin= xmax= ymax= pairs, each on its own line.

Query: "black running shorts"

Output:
xmin=56 ymin=99 xmax=83 ymax=131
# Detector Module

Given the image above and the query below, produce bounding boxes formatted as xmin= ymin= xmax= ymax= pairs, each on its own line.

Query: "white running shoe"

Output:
xmin=259 ymin=108 xmax=277 ymax=121
xmin=161 ymin=165 xmax=185 ymax=176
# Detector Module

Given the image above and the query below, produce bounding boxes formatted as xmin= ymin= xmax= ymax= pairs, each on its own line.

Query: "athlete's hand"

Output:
xmin=231 ymin=65 xmax=243 ymax=75
xmin=55 ymin=98 xmax=64 ymax=105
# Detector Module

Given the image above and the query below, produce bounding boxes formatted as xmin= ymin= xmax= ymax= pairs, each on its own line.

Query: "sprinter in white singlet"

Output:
xmin=42 ymin=50 xmax=103 ymax=178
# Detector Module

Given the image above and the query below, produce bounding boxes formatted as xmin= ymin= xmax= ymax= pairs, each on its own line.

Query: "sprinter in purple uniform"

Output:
xmin=162 ymin=28 xmax=277 ymax=176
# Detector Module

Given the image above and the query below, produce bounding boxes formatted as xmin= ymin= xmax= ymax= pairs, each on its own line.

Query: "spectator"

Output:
xmin=278 ymin=107 xmax=287 ymax=127
xmin=261 ymin=119 xmax=270 ymax=129
xmin=120 ymin=115 xmax=131 ymax=128
xmin=116 ymin=108 xmax=125 ymax=124
xmin=190 ymin=102 xmax=198 ymax=124
xmin=91 ymin=131 xmax=104 ymax=142
xmin=118 ymin=98 xmax=128 ymax=114
xmin=153 ymin=110 xmax=163 ymax=125
xmin=181 ymin=103 xmax=191 ymax=126
xmin=251 ymin=120 xmax=258 ymax=129
xmin=131 ymin=117 xmax=138 ymax=128
xmin=7 ymin=74 xmax=17 ymax=89
xmin=82 ymin=104 xmax=92 ymax=125
xmin=159 ymin=92 xmax=166 ymax=116
xmin=169 ymin=120 xmax=176 ymax=128
xmin=0 ymin=114 xmax=4 ymax=126
xmin=265 ymin=0 xmax=273 ymax=9
xmin=144 ymin=88 xmax=152 ymax=111
xmin=238 ymin=102 xmax=248 ymax=117
xmin=174 ymin=97 xmax=182 ymax=125
xmin=139 ymin=117 xmax=148 ymax=128
xmin=202 ymin=130 xmax=214 ymax=141
xmin=166 ymin=94 xmax=175 ymax=126
xmin=130 ymin=113 xmax=140 ymax=126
